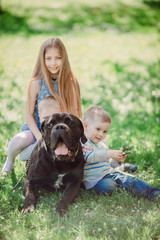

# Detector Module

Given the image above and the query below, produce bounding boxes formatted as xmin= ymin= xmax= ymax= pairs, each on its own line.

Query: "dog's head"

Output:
xmin=41 ymin=113 xmax=87 ymax=162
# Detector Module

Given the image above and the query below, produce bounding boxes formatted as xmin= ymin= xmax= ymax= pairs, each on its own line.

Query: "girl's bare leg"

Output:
xmin=1 ymin=130 xmax=36 ymax=175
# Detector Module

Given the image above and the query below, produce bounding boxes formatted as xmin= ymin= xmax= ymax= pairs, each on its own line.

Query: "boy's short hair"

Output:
xmin=83 ymin=106 xmax=111 ymax=123
xmin=38 ymin=96 xmax=60 ymax=112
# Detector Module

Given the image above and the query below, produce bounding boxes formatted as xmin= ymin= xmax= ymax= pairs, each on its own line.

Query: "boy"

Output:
xmin=82 ymin=106 xmax=160 ymax=200
xmin=19 ymin=96 xmax=61 ymax=161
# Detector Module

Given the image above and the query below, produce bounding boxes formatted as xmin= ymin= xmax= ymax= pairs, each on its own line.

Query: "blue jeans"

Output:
xmin=91 ymin=171 xmax=160 ymax=200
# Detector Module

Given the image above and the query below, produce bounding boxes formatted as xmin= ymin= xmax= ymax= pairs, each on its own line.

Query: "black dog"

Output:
xmin=22 ymin=113 xmax=87 ymax=216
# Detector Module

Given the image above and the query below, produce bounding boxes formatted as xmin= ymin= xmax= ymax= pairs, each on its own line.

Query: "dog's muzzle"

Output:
xmin=50 ymin=123 xmax=73 ymax=161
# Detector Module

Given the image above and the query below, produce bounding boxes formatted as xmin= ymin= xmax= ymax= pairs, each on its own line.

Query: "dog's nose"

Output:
xmin=55 ymin=124 xmax=65 ymax=132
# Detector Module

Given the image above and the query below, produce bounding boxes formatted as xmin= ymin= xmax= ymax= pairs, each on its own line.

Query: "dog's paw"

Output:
xmin=56 ymin=207 xmax=67 ymax=217
xmin=22 ymin=204 xmax=35 ymax=214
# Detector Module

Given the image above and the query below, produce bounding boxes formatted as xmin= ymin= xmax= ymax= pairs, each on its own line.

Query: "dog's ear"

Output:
xmin=41 ymin=116 xmax=50 ymax=134
xmin=81 ymin=132 xmax=87 ymax=144
xmin=41 ymin=120 xmax=45 ymax=134
xmin=79 ymin=120 xmax=87 ymax=144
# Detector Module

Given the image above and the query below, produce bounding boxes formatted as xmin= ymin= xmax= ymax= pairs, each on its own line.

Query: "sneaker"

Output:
xmin=1 ymin=168 xmax=13 ymax=176
xmin=1 ymin=171 xmax=10 ymax=176
xmin=151 ymin=190 xmax=160 ymax=201
xmin=124 ymin=163 xmax=138 ymax=173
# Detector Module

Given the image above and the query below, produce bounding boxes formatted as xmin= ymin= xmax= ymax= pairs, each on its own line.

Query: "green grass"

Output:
xmin=0 ymin=0 xmax=160 ymax=239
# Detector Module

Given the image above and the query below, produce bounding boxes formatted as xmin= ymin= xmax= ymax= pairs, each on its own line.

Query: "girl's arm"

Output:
xmin=25 ymin=80 xmax=41 ymax=140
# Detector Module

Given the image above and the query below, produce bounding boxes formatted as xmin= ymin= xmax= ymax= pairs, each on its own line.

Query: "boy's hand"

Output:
xmin=120 ymin=155 xmax=127 ymax=163
xmin=107 ymin=150 xmax=126 ymax=162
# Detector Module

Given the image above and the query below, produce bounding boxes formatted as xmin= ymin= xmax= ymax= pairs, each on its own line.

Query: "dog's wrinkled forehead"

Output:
xmin=44 ymin=113 xmax=76 ymax=128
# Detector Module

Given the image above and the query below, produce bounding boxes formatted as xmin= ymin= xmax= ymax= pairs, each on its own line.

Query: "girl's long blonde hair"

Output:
xmin=28 ymin=37 xmax=82 ymax=118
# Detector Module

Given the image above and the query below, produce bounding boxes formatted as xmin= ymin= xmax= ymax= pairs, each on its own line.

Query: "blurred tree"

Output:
xmin=0 ymin=0 xmax=2 ymax=14
xmin=144 ymin=0 xmax=160 ymax=8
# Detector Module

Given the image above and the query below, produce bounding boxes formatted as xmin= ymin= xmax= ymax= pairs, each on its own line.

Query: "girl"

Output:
xmin=1 ymin=37 xmax=82 ymax=175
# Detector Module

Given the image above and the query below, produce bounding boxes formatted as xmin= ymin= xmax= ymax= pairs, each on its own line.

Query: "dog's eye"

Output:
xmin=64 ymin=117 xmax=71 ymax=125
xmin=71 ymin=121 xmax=76 ymax=128
xmin=47 ymin=123 xmax=53 ymax=129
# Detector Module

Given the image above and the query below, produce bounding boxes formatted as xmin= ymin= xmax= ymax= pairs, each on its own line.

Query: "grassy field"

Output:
xmin=0 ymin=0 xmax=160 ymax=239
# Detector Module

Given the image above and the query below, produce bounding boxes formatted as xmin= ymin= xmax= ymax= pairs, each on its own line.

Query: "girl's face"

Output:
xmin=45 ymin=47 xmax=62 ymax=78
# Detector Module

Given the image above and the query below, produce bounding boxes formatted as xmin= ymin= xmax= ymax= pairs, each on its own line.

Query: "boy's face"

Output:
xmin=39 ymin=105 xmax=61 ymax=123
xmin=84 ymin=118 xmax=111 ymax=144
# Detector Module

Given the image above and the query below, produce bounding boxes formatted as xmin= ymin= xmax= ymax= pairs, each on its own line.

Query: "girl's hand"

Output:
xmin=36 ymin=132 xmax=42 ymax=141
xmin=107 ymin=150 xmax=126 ymax=162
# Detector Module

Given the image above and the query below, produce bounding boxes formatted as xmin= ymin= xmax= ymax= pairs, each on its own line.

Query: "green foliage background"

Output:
xmin=0 ymin=0 xmax=160 ymax=239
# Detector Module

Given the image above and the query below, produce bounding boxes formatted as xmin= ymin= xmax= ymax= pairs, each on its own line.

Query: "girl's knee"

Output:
xmin=9 ymin=134 xmax=25 ymax=150
xmin=8 ymin=131 xmax=35 ymax=154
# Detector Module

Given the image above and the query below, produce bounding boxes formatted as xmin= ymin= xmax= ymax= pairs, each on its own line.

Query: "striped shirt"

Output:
xmin=82 ymin=139 xmax=114 ymax=189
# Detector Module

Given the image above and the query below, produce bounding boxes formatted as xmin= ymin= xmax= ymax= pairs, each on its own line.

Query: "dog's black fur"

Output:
xmin=22 ymin=113 xmax=87 ymax=216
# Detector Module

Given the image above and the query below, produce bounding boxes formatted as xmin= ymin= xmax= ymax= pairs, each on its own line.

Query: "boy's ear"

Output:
xmin=83 ymin=122 xmax=87 ymax=129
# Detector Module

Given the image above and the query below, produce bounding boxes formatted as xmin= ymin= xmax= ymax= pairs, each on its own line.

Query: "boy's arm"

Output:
xmin=82 ymin=143 xmax=108 ymax=163
xmin=102 ymin=139 xmax=126 ymax=163
xmin=82 ymin=142 xmax=124 ymax=163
